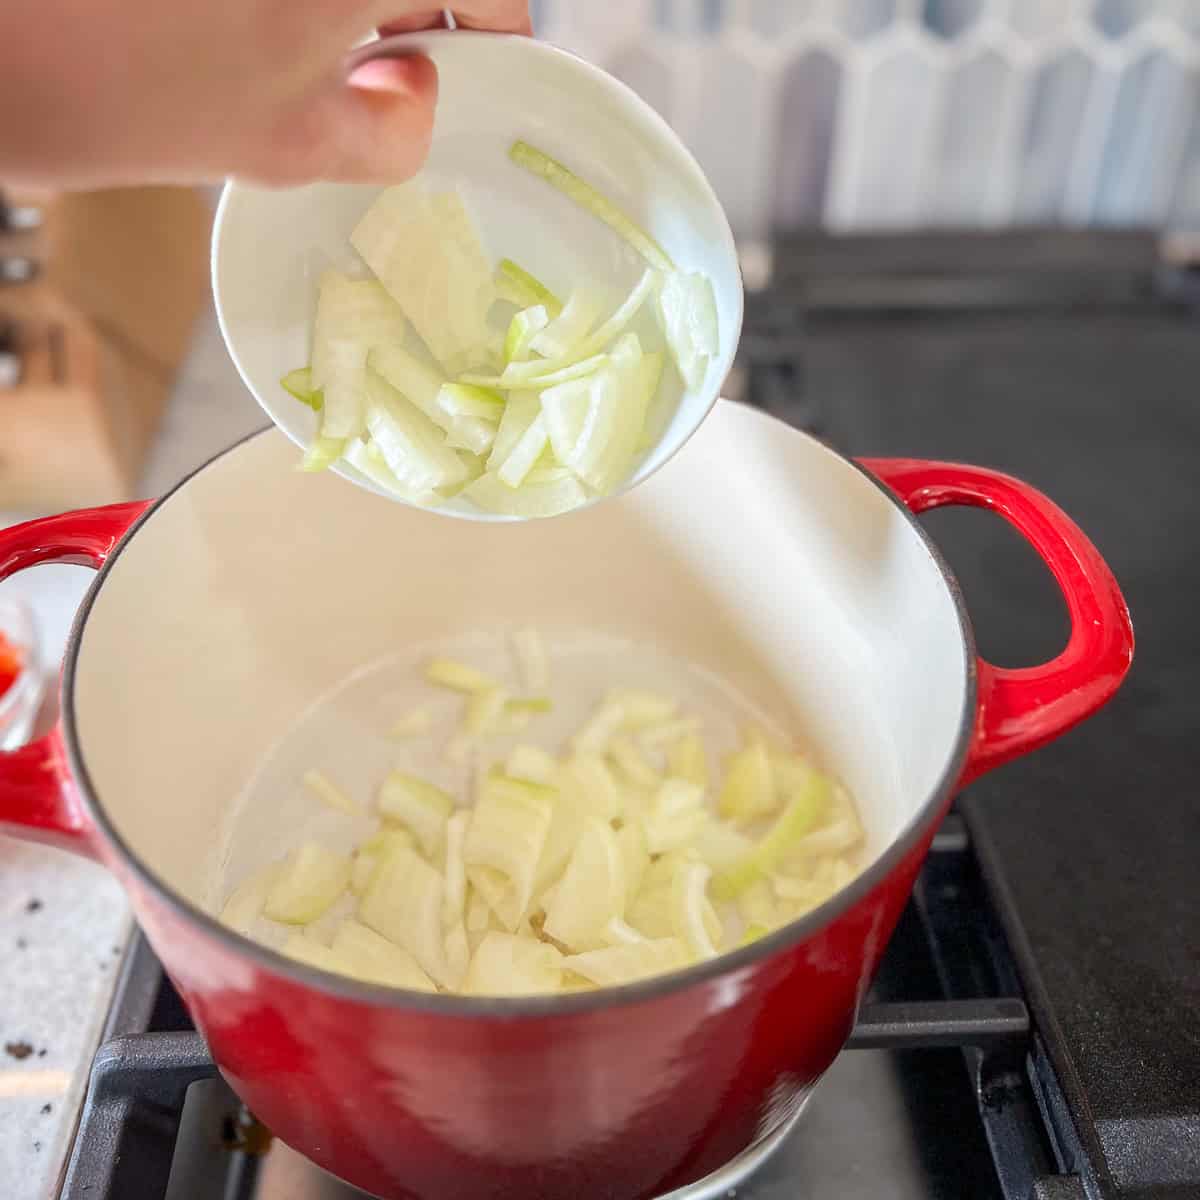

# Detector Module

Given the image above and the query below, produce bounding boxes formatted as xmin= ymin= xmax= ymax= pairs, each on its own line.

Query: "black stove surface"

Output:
xmin=746 ymin=230 xmax=1200 ymax=1199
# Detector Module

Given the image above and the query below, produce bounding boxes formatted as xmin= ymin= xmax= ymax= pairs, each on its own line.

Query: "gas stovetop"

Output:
xmin=57 ymin=231 xmax=1200 ymax=1200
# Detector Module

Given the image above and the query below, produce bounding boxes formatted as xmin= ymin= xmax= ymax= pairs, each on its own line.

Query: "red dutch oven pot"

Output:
xmin=0 ymin=404 xmax=1131 ymax=1200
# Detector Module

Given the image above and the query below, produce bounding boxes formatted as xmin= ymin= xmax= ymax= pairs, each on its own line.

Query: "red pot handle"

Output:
xmin=861 ymin=459 xmax=1133 ymax=787
xmin=0 ymin=501 xmax=152 ymax=855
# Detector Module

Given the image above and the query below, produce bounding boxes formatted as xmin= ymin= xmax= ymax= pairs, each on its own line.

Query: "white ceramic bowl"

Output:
xmin=212 ymin=30 xmax=743 ymax=520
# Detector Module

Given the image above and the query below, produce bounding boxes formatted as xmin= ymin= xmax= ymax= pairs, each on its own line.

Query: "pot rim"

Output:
xmin=60 ymin=416 xmax=978 ymax=1017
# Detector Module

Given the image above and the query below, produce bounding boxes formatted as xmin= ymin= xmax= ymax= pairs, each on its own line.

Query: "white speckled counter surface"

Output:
xmin=0 ymin=302 xmax=262 ymax=1200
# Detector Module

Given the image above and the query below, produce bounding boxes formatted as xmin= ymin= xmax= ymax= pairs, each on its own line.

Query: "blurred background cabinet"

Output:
xmin=0 ymin=186 xmax=210 ymax=512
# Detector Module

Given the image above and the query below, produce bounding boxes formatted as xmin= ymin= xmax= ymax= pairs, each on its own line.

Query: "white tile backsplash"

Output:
xmin=537 ymin=0 xmax=1200 ymax=232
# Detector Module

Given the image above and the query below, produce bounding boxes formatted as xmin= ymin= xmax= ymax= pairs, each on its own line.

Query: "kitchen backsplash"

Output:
xmin=531 ymin=0 xmax=1200 ymax=235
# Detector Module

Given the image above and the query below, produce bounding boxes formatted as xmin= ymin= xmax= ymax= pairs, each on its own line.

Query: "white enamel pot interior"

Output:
xmin=68 ymin=401 xmax=968 ymax=924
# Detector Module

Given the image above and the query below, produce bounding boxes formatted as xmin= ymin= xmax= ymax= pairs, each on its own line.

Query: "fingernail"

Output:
xmin=347 ymin=56 xmax=426 ymax=96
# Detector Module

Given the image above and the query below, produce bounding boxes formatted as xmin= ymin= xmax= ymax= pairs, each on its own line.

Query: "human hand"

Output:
xmin=0 ymin=2 xmax=530 ymax=189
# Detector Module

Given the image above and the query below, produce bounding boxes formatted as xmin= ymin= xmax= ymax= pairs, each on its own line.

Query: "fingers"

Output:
xmin=246 ymin=53 xmax=437 ymax=185
xmin=372 ymin=3 xmax=531 ymax=37
xmin=378 ymin=11 xmax=450 ymax=35
xmin=331 ymin=53 xmax=438 ymax=181
xmin=448 ymin=2 xmax=532 ymax=35
xmin=345 ymin=53 xmax=436 ymax=97
xmin=236 ymin=0 xmax=531 ymax=186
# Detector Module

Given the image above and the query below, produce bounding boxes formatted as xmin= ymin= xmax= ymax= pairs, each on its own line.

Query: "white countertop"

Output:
xmin=0 ymin=305 xmax=262 ymax=1200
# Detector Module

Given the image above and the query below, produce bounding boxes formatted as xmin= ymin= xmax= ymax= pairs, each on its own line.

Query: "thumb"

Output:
xmin=311 ymin=54 xmax=439 ymax=183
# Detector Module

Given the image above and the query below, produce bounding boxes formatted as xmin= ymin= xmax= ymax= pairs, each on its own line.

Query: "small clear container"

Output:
xmin=0 ymin=594 xmax=44 ymax=751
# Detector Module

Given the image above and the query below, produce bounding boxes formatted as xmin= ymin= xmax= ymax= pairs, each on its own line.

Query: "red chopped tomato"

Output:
xmin=0 ymin=631 xmax=21 ymax=697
